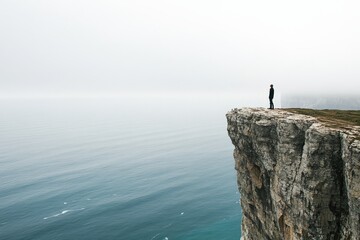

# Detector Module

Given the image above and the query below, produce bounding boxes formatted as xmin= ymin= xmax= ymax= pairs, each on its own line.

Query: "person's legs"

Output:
xmin=269 ymin=98 xmax=274 ymax=109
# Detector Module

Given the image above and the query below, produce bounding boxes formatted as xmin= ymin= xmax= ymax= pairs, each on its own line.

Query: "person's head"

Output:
xmin=270 ymin=84 xmax=273 ymax=88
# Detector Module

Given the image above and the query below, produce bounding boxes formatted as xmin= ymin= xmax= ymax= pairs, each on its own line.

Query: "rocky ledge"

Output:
xmin=226 ymin=108 xmax=360 ymax=240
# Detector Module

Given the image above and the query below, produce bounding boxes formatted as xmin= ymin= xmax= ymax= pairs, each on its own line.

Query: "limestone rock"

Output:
xmin=227 ymin=108 xmax=360 ymax=240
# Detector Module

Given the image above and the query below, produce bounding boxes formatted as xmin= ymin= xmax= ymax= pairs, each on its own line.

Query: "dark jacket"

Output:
xmin=269 ymin=87 xmax=274 ymax=99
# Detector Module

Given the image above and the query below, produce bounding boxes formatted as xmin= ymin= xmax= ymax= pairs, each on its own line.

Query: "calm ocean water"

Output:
xmin=0 ymin=95 xmax=258 ymax=240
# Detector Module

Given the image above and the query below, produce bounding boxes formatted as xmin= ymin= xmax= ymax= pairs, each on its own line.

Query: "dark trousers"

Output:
xmin=269 ymin=98 xmax=274 ymax=109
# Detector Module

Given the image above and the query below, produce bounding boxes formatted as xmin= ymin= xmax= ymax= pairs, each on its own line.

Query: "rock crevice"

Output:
xmin=227 ymin=108 xmax=360 ymax=240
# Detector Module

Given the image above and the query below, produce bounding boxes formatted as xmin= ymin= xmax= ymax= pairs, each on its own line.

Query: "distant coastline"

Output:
xmin=281 ymin=94 xmax=360 ymax=110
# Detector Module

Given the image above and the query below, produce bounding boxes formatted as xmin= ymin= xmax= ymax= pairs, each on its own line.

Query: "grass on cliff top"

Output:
xmin=284 ymin=108 xmax=360 ymax=130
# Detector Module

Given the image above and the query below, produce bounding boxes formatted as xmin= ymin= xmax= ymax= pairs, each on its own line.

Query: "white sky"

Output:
xmin=1 ymin=0 xmax=360 ymax=97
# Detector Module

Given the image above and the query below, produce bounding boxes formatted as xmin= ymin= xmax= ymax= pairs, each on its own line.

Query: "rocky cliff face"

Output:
xmin=226 ymin=108 xmax=360 ymax=240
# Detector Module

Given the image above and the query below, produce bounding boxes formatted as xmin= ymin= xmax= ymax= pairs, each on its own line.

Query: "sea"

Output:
xmin=0 ymin=94 xmax=264 ymax=240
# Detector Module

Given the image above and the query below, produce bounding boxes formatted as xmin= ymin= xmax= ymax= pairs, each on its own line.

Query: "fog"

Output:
xmin=1 ymin=0 xmax=360 ymax=97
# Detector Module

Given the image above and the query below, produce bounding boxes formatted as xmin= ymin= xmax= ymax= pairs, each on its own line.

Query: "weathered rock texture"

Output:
xmin=226 ymin=108 xmax=360 ymax=240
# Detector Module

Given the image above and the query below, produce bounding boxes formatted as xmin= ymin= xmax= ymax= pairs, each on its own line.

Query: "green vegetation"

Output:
xmin=284 ymin=108 xmax=360 ymax=130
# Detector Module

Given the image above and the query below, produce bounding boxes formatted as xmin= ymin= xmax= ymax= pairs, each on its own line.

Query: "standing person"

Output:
xmin=269 ymin=84 xmax=274 ymax=109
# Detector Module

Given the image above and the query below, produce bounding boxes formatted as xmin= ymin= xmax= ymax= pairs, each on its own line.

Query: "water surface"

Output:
xmin=0 ymin=96 xmax=251 ymax=240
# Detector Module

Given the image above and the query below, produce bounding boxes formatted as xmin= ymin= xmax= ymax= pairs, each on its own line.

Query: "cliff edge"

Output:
xmin=226 ymin=108 xmax=360 ymax=240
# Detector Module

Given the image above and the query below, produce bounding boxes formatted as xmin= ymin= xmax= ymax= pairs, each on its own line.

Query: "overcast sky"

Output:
xmin=1 ymin=0 xmax=360 ymax=97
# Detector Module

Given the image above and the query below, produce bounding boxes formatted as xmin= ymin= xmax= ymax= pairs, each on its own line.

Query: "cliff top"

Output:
xmin=284 ymin=108 xmax=360 ymax=130
xmin=227 ymin=108 xmax=360 ymax=140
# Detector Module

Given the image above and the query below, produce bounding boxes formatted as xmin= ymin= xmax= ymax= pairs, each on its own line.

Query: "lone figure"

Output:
xmin=269 ymin=84 xmax=274 ymax=109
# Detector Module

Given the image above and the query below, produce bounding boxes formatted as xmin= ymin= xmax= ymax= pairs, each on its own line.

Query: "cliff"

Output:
xmin=226 ymin=108 xmax=360 ymax=240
